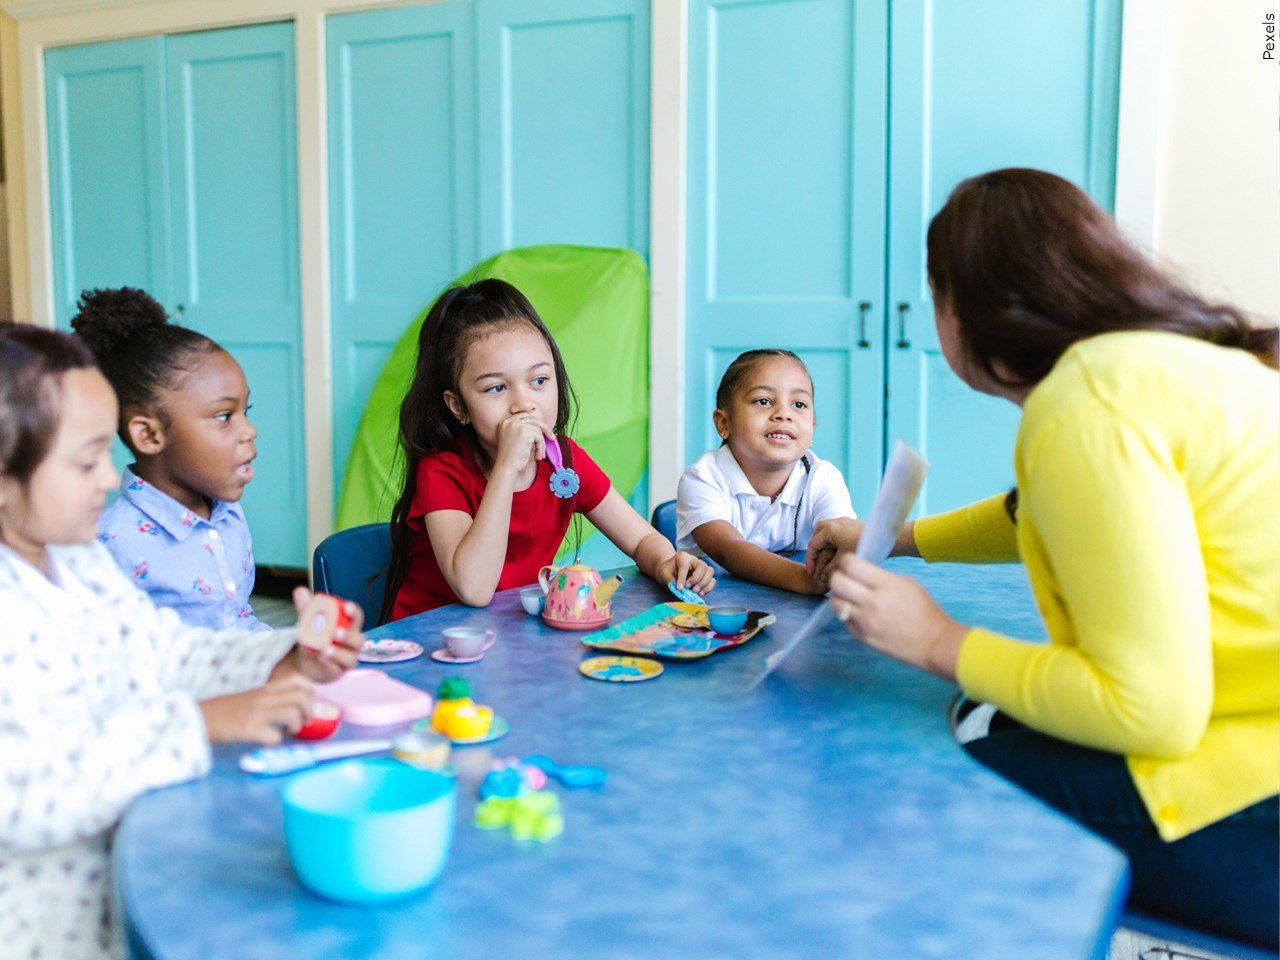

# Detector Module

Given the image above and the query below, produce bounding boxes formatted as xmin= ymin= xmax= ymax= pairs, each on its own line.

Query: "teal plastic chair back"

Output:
xmin=311 ymin=522 xmax=391 ymax=627
xmin=651 ymin=500 xmax=677 ymax=545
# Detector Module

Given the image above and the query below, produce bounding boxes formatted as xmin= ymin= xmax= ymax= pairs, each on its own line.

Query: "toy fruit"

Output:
xmin=295 ymin=700 xmax=342 ymax=740
xmin=538 ymin=563 xmax=623 ymax=630
xmin=391 ymin=731 xmax=451 ymax=770
xmin=297 ymin=593 xmax=352 ymax=651
xmin=430 ymin=677 xmax=493 ymax=739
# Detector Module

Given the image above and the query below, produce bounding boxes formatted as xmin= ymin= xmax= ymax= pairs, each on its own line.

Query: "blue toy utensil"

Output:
xmin=545 ymin=437 xmax=580 ymax=499
xmin=667 ymin=581 xmax=705 ymax=605
xmin=238 ymin=739 xmax=393 ymax=776
xmin=523 ymin=754 xmax=608 ymax=789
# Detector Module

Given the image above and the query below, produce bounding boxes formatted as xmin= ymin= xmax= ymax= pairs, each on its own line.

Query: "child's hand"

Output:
xmin=200 ymin=675 xmax=314 ymax=745
xmin=272 ymin=587 xmax=364 ymax=685
xmin=493 ymin=412 xmax=552 ymax=478
xmin=806 ymin=518 xmax=865 ymax=581
xmin=657 ymin=551 xmax=717 ymax=595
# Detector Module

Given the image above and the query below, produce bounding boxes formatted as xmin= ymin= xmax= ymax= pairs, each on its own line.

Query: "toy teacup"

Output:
xmin=707 ymin=606 xmax=748 ymax=636
xmin=519 ymin=587 xmax=546 ymax=616
xmin=442 ymin=627 xmax=495 ymax=659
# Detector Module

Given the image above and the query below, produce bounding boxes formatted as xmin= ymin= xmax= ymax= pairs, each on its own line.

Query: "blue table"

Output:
xmin=116 ymin=560 xmax=1129 ymax=959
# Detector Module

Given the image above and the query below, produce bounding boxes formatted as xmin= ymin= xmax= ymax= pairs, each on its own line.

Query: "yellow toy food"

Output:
xmin=430 ymin=677 xmax=494 ymax=739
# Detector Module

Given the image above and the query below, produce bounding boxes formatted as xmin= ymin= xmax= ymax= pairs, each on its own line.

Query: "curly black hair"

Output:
xmin=70 ymin=287 xmax=218 ymax=443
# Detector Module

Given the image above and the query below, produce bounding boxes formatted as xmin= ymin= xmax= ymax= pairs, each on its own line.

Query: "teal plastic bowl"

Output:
xmin=283 ymin=759 xmax=456 ymax=903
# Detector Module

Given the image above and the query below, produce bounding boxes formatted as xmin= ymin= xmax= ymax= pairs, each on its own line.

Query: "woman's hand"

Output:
xmin=493 ymin=412 xmax=551 ymax=478
xmin=656 ymin=551 xmax=717 ymax=594
xmin=199 ymin=674 xmax=314 ymax=745
xmin=826 ymin=553 xmax=967 ymax=681
xmin=806 ymin=518 xmax=865 ymax=583
xmin=271 ymin=587 xmax=364 ymax=685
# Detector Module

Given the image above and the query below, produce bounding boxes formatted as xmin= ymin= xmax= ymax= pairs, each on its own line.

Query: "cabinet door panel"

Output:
xmin=887 ymin=0 xmax=1122 ymax=517
xmin=46 ymin=37 xmax=171 ymax=327
xmin=327 ymin=2 xmax=476 ymax=496
xmin=477 ymin=0 xmax=650 ymax=258
xmin=687 ymin=0 xmax=887 ymax=513
xmin=166 ymin=22 xmax=306 ymax=567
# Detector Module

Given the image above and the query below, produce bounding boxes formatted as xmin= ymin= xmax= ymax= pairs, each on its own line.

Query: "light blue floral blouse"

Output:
xmin=97 ymin=467 xmax=268 ymax=632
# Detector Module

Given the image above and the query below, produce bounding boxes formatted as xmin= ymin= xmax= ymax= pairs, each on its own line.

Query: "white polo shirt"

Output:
xmin=676 ymin=445 xmax=856 ymax=555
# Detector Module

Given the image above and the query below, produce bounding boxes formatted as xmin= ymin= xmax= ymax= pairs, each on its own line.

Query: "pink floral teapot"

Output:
xmin=538 ymin=562 xmax=623 ymax=630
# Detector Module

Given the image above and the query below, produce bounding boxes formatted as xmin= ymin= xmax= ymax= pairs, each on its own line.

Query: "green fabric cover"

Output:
xmin=335 ymin=245 xmax=649 ymax=555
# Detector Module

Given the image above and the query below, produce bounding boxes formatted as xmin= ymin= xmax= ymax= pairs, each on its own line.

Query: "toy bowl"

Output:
xmin=295 ymin=700 xmax=341 ymax=740
xmin=707 ymin=605 xmax=748 ymax=636
xmin=283 ymin=759 xmax=456 ymax=904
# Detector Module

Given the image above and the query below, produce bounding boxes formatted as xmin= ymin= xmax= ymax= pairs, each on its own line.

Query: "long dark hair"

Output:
xmin=380 ymin=279 xmax=577 ymax=623
xmin=926 ymin=168 xmax=1278 ymax=388
xmin=0 ymin=323 xmax=98 ymax=485
xmin=69 ymin=287 xmax=218 ymax=445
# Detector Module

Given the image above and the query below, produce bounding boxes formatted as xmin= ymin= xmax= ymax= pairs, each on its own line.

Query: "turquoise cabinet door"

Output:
xmin=46 ymin=36 xmax=171 ymax=327
xmin=476 ymin=0 xmax=650 ymax=258
xmin=326 ymin=1 xmax=477 ymax=497
xmin=165 ymin=23 xmax=307 ymax=567
xmin=686 ymin=0 xmax=888 ymax=515
xmin=886 ymin=0 xmax=1122 ymax=516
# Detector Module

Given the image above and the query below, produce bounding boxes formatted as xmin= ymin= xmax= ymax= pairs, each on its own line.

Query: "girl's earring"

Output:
xmin=459 ymin=416 xmax=469 ymax=426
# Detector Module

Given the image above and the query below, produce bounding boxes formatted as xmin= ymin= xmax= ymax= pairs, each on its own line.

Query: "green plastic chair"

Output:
xmin=335 ymin=245 xmax=650 ymax=561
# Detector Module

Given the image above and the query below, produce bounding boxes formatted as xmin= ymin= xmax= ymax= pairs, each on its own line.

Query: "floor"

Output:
xmin=250 ymin=594 xmax=296 ymax=629
xmin=1110 ymin=927 xmax=1233 ymax=960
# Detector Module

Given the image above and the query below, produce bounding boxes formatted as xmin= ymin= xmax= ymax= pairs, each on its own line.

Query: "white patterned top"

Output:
xmin=0 ymin=541 xmax=295 ymax=960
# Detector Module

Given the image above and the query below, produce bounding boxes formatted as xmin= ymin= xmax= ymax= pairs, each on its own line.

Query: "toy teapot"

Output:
xmin=538 ymin=562 xmax=623 ymax=631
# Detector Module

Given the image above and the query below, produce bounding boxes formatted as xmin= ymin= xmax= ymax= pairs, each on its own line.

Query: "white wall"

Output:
xmin=1154 ymin=0 xmax=1279 ymax=322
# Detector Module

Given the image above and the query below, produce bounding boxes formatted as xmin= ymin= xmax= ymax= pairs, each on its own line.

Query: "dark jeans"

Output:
xmin=963 ymin=716 xmax=1279 ymax=949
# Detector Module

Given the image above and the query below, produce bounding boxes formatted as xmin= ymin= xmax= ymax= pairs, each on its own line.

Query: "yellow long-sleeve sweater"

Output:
xmin=914 ymin=331 xmax=1279 ymax=841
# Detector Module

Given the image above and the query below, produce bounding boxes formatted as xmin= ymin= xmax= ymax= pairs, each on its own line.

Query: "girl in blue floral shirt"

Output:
xmin=74 ymin=288 xmax=266 ymax=631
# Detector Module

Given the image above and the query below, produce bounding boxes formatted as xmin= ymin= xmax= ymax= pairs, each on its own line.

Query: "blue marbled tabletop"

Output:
xmin=115 ymin=559 xmax=1128 ymax=960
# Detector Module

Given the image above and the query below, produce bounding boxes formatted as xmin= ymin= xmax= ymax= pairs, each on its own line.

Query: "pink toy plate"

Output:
xmin=316 ymin=669 xmax=433 ymax=727
xmin=358 ymin=639 xmax=424 ymax=664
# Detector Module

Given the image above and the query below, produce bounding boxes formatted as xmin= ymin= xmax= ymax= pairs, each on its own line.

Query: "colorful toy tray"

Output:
xmin=581 ymin=602 xmax=774 ymax=660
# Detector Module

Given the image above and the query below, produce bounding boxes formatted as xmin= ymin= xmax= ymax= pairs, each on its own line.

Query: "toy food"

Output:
xmin=430 ymin=677 xmax=494 ymax=739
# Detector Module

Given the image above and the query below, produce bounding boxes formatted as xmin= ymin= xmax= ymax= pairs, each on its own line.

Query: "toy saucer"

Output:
xmin=579 ymin=656 xmax=663 ymax=683
xmin=358 ymin=639 xmax=424 ymax=664
xmin=430 ymin=647 xmax=486 ymax=665
xmin=670 ymin=611 xmax=709 ymax=630
xmin=413 ymin=715 xmax=509 ymax=746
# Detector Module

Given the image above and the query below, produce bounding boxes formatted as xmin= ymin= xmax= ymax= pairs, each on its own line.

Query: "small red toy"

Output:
xmin=295 ymin=700 xmax=342 ymax=740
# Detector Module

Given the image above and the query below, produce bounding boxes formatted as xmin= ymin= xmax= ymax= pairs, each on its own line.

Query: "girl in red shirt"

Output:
xmin=383 ymin=279 xmax=715 ymax=621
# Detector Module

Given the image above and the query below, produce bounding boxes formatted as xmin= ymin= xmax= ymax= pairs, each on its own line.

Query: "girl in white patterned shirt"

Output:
xmin=0 ymin=324 xmax=364 ymax=960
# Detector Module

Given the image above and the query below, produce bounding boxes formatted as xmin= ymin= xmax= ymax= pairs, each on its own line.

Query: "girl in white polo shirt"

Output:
xmin=677 ymin=349 xmax=855 ymax=593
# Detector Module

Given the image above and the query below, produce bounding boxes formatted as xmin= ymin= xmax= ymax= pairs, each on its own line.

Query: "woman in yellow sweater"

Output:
xmin=809 ymin=168 xmax=1278 ymax=947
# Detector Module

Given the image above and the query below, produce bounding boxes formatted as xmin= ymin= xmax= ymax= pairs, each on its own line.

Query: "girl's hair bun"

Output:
xmin=70 ymin=287 xmax=169 ymax=359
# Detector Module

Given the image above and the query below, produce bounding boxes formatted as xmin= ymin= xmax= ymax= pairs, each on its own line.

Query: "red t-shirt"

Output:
xmin=390 ymin=438 xmax=612 ymax=619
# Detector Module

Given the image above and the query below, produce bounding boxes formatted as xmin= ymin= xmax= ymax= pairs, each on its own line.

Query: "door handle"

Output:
xmin=856 ymin=300 xmax=872 ymax=349
xmin=896 ymin=302 xmax=911 ymax=350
